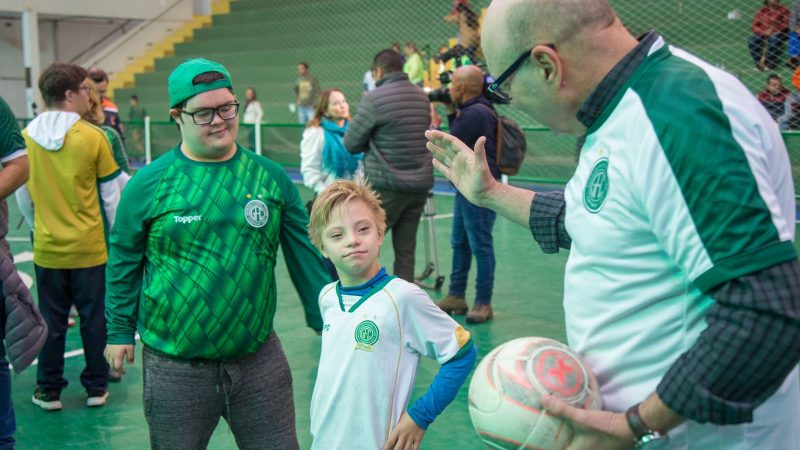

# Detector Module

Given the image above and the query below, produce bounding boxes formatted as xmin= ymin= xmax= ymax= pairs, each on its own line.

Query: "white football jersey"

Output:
xmin=564 ymin=36 xmax=799 ymax=449
xmin=310 ymin=276 xmax=472 ymax=450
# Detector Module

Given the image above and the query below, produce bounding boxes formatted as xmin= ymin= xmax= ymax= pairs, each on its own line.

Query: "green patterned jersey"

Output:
xmin=106 ymin=145 xmax=329 ymax=359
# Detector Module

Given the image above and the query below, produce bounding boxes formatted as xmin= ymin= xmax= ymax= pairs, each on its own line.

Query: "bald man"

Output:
xmin=426 ymin=0 xmax=800 ymax=449
xmin=434 ymin=65 xmax=501 ymax=324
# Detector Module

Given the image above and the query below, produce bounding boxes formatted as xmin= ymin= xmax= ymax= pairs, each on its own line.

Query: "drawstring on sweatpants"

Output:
xmin=218 ymin=364 xmax=232 ymax=431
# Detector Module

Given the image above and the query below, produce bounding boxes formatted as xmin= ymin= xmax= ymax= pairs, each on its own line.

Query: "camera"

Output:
xmin=428 ymin=88 xmax=452 ymax=104
xmin=438 ymin=45 xmax=464 ymax=65
xmin=427 ymin=69 xmax=507 ymax=105
xmin=428 ymin=70 xmax=454 ymax=103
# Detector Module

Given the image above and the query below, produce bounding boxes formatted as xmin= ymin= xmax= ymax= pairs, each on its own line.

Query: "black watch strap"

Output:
xmin=625 ymin=403 xmax=652 ymax=439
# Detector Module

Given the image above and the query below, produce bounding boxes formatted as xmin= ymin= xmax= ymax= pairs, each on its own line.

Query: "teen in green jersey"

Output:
xmin=104 ymin=58 xmax=330 ymax=449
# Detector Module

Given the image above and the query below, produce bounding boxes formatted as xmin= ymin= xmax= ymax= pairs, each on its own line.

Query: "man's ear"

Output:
xmin=532 ymin=45 xmax=559 ymax=83
xmin=64 ymin=89 xmax=77 ymax=105
xmin=169 ymin=108 xmax=183 ymax=123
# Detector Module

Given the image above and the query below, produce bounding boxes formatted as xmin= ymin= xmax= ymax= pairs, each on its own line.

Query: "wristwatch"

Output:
xmin=625 ymin=403 xmax=669 ymax=449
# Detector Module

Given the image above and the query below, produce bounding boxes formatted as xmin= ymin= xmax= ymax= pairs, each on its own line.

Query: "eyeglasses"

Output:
xmin=485 ymin=44 xmax=555 ymax=104
xmin=75 ymin=86 xmax=92 ymax=95
xmin=177 ymin=102 xmax=240 ymax=125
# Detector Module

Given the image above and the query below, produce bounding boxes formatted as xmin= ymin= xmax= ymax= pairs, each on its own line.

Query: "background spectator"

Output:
xmin=757 ymin=73 xmax=791 ymax=119
xmin=242 ymin=87 xmax=264 ymax=150
xmin=300 ymin=88 xmax=362 ymax=198
xmin=787 ymin=1 xmax=800 ymax=67
xmin=127 ymin=95 xmax=147 ymax=162
xmin=444 ymin=2 xmax=481 ymax=62
xmin=85 ymin=80 xmax=132 ymax=181
xmin=362 ymin=69 xmax=376 ymax=91
xmin=749 ymin=0 xmax=790 ymax=71
xmin=87 ymin=67 xmax=125 ymax=140
xmin=433 ymin=65 xmax=499 ymax=324
xmin=242 ymin=87 xmax=264 ymax=125
xmin=294 ymin=62 xmax=321 ymax=124
xmin=344 ymin=49 xmax=432 ymax=282
xmin=403 ymin=42 xmax=425 ymax=86
xmin=21 ymin=62 xmax=121 ymax=412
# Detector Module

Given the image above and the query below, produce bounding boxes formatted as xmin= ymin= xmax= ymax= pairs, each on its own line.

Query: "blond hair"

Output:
xmin=83 ymin=79 xmax=105 ymax=126
xmin=308 ymin=180 xmax=387 ymax=251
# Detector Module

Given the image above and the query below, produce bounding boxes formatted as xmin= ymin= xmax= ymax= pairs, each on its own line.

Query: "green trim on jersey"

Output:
xmin=336 ymin=275 xmax=397 ymax=312
xmin=0 ymin=98 xmax=24 ymax=158
xmin=587 ymin=46 xmax=671 ymax=135
xmin=98 ymin=168 xmax=122 ymax=183
xmin=632 ymin=52 xmax=796 ymax=291
xmin=694 ymin=241 xmax=797 ymax=291
xmin=450 ymin=337 xmax=474 ymax=361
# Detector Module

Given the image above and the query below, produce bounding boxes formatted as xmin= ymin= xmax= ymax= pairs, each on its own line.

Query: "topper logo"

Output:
xmin=173 ymin=215 xmax=202 ymax=224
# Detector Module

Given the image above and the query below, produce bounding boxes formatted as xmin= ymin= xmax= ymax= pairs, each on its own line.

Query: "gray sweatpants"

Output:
xmin=142 ymin=332 xmax=299 ymax=450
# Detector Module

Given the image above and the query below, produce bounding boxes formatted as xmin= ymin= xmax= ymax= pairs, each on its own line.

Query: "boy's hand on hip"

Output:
xmin=381 ymin=412 xmax=426 ymax=450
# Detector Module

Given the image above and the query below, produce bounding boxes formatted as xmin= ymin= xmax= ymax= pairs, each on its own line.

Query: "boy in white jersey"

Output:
xmin=307 ymin=181 xmax=477 ymax=450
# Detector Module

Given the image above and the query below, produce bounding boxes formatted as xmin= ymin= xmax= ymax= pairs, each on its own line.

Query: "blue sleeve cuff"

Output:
xmin=408 ymin=344 xmax=478 ymax=429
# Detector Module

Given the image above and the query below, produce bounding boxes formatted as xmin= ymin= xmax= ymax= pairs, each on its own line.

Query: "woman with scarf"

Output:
xmin=300 ymin=89 xmax=362 ymax=280
xmin=300 ymin=89 xmax=363 ymax=201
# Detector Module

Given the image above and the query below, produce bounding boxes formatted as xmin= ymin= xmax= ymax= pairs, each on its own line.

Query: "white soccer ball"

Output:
xmin=468 ymin=337 xmax=601 ymax=450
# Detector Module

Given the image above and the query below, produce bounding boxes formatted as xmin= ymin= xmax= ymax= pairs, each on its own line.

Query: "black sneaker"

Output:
xmin=86 ymin=389 xmax=109 ymax=407
xmin=32 ymin=388 xmax=62 ymax=411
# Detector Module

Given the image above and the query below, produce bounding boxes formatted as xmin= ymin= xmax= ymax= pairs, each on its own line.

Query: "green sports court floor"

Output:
xmin=7 ymin=185 xmax=800 ymax=449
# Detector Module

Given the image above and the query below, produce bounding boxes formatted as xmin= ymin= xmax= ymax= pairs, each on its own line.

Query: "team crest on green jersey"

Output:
xmin=584 ymin=158 xmax=609 ymax=213
xmin=244 ymin=198 xmax=269 ymax=228
xmin=354 ymin=320 xmax=379 ymax=352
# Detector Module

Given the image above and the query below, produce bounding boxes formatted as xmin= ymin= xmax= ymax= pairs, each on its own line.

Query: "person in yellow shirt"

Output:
xmin=403 ymin=42 xmax=425 ymax=86
xmin=17 ymin=62 xmax=121 ymax=411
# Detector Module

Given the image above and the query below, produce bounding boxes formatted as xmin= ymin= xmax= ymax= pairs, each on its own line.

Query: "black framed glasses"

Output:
xmin=177 ymin=102 xmax=240 ymax=125
xmin=485 ymin=44 xmax=555 ymax=104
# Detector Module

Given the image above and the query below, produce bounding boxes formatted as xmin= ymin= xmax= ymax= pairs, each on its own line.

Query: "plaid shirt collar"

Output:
xmin=576 ymin=31 xmax=661 ymax=129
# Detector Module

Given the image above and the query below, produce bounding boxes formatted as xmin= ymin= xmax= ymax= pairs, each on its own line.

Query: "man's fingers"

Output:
xmin=126 ymin=347 xmax=135 ymax=363
xmin=541 ymin=395 xmax=585 ymax=423
xmin=425 ymin=130 xmax=468 ymax=156
xmin=426 ymin=141 xmax=449 ymax=163
xmin=425 ymin=129 xmax=450 ymax=143
xmin=111 ymin=354 xmax=125 ymax=374
xmin=431 ymin=159 xmax=453 ymax=179
xmin=473 ymin=136 xmax=488 ymax=164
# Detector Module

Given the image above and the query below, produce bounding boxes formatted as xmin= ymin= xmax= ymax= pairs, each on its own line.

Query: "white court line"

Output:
xmin=6 ymin=237 xmax=30 ymax=242
xmin=424 ymin=213 xmax=453 ymax=220
xmin=14 ymin=251 xmax=32 ymax=263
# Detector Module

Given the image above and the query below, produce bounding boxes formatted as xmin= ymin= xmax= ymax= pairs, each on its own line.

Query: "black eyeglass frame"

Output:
xmin=176 ymin=102 xmax=240 ymax=126
xmin=485 ymin=44 xmax=556 ymax=104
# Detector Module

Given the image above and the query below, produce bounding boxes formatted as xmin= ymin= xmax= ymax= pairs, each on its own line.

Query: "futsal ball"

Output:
xmin=468 ymin=337 xmax=601 ymax=450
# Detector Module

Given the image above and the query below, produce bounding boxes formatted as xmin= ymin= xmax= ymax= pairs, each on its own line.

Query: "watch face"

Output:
xmin=636 ymin=435 xmax=669 ymax=450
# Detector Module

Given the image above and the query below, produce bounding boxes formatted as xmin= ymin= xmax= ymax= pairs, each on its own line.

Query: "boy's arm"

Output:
xmin=397 ymin=284 xmax=478 ymax=430
xmin=408 ymin=344 xmax=477 ymax=429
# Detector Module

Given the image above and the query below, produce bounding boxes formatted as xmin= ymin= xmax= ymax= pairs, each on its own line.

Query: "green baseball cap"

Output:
xmin=168 ymin=58 xmax=233 ymax=108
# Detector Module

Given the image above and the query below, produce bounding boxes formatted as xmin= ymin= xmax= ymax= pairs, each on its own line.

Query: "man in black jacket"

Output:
xmin=434 ymin=65 xmax=500 ymax=323
xmin=344 ymin=49 xmax=433 ymax=282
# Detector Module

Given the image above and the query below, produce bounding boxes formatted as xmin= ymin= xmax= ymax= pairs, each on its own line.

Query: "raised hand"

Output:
xmin=425 ymin=130 xmax=498 ymax=208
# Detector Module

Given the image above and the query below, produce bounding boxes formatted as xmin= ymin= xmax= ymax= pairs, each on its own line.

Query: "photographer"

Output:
xmin=434 ymin=65 xmax=500 ymax=324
